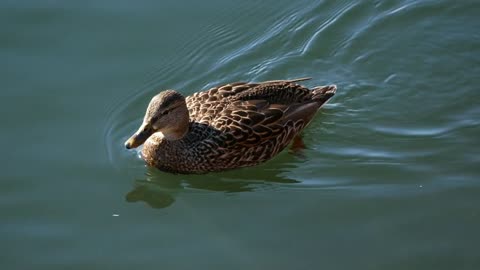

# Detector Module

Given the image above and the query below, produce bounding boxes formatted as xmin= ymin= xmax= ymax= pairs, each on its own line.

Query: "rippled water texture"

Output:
xmin=2 ymin=0 xmax=479 ymax=269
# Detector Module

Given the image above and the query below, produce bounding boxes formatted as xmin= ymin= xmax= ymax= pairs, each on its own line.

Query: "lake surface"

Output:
xmin=1 ymin=0 xmax=479 ymax=269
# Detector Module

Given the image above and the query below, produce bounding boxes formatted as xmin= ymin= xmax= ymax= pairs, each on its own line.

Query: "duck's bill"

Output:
xmin=125 ymin=124 xmax=153 ymax=149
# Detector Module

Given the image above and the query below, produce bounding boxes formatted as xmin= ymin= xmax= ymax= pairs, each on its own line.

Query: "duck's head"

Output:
xmin=125 ymin=90 xmax=189 ymax=149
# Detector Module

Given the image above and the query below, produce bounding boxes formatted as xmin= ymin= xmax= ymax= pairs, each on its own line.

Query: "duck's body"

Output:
xmin=126 ymin=78 xmax=336 ymax=174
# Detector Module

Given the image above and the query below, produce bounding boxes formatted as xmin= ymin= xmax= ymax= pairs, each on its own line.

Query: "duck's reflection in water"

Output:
xmin=125 ymin=161 xmax=299 ymax=209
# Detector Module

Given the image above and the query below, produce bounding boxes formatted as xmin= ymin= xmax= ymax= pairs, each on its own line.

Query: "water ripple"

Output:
xmin=373 ymin=118 xmax=479 ymax=138
xmin=300 ymin=1 xmax=360 ymax=56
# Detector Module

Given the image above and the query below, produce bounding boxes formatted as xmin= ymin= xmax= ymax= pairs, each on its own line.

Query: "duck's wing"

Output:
xmin=189 ymin=80 xmax=336 ymax=165
xmin=232 ymin=78 xmax=316 ymax=105
xmin=186 ymin=81 xmax=257 ymax=122
xmin=201 ymin=99 xmax=314 ymax=165
xmin=218 ymin=81 xmax=335 ymax=139
xmin=186 ymin=78 xmax=312 ymax=108
xmin=211 ymin=77 xmax=313 ymax=99
xmin=186 ymin=78 xmax=335 ymax=125
xmin=209 ymin=101 xmax=313 ymax=148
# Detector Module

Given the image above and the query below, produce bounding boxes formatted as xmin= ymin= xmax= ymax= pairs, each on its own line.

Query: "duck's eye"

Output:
xmin=162 ymin=109 xmax=170 ymax=116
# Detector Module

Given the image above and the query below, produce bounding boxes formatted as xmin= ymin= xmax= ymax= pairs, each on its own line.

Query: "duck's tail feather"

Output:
xmin=312 ymin=85 xmax=337 ymax=104
xmin=260 ymin=77 xmax=312 ymax=84
xmin=287 ymin=77 xmax=312 ymax=83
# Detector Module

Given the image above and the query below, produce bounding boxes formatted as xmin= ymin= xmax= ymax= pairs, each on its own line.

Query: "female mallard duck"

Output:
xmin=125 ymin=78 xmax=336 ymax=174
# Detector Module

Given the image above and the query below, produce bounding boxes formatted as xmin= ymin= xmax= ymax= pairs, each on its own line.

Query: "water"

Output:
xmin=1 ymin=0 xmax=479 ymax=269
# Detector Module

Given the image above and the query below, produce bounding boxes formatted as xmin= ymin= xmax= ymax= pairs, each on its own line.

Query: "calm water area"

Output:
xmin=1 ymin=0 xmax=479 ymax=269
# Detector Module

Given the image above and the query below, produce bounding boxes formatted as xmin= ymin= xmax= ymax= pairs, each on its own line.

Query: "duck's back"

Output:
xmin=186 ymin=78 xmax=328 ymax=121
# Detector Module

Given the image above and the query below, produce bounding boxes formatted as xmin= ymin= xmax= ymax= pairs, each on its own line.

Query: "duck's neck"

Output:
xmin=161 ymin=123 xmax=189 ymax=140
xmin=161 ymin=103 xmax=190 ymax=140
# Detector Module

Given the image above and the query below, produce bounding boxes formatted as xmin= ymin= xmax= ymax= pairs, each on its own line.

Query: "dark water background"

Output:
xmin=1 ymin=0 xmax=479 ymax=269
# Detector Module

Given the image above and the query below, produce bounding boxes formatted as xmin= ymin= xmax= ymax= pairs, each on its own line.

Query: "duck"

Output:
xmin=125 ymin=78 xmax=336 ymax=174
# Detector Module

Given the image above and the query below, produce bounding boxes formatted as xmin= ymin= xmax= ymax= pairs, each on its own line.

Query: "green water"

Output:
xmin=2 ymin=0 xmax=479 ymax=269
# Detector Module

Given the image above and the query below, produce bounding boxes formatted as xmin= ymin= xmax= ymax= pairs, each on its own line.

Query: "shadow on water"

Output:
xmin=125 ymin=158 xmax=300 ymax=209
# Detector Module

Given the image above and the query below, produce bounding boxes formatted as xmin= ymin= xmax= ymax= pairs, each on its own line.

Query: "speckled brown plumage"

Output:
xmin=137 ymin=78 xmax=336 ymax=174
